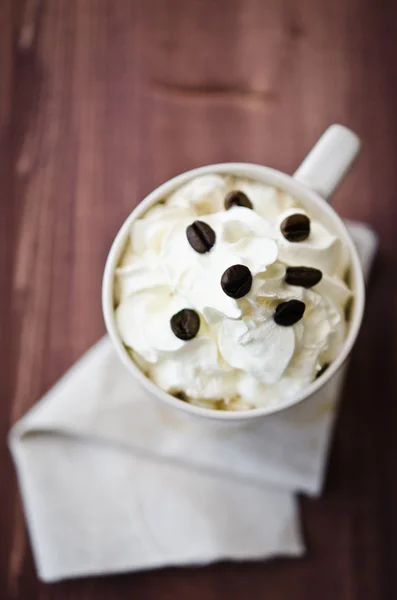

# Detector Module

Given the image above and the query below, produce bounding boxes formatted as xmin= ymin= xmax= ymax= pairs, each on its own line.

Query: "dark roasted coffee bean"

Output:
xmin=170 ymin=309 xmax=200 ymax=340
xmin=316 ymin=363 xmax=330 ymax=379
xmin=221 ymin=264 xmax=252 ymax=299
xmin=285 ymin=266 xmax=323 ymax=288
xmin=280 ymin=214 xmax=310 ymax=242
xmin=224 ymin=190 xmax=253 ymax=210
xmin=274 ymin=299 xmax=306 ymax=326
xmin=186 ymin=220 xmax=216 ymax=253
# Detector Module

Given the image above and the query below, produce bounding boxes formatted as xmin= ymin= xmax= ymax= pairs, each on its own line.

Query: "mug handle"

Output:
xmin=293 ymin=124 xmax=361 ymax=201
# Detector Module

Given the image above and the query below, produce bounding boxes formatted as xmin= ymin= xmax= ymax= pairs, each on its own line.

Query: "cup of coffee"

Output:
xmin=102 ymin=124 xmax=364 ymax=423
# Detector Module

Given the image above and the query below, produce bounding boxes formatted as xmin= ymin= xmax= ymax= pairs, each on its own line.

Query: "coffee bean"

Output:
xmin=224 ymin=190 xmax=253 ymax=210
xmin=186 ymin=220 xmax=216 ymax=253
xmin=280 ymin=214 xmax=311 ymax=242
xmin=285 ymin=266 xmax=323 ymax=288
xmin=316 ymin=363 xmax=330 ymax=379
xmin=274 ymin=299 xmax=306 ymax=326
xmin=170 ymin=309 xmax=200 ymax=340
xmin=221 ymin=264 xmax=252 ymax=299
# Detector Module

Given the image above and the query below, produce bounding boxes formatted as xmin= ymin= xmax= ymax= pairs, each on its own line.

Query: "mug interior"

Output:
xmin=102 ymin=163 xmax=365 ymax=421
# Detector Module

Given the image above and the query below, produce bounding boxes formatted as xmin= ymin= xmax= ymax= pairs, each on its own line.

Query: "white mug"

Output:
xmin=102 ymin=124 xmax=364 ymax=424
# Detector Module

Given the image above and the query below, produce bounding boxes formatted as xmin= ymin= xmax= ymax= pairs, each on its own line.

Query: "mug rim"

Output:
xmin=102 ymin=162 xmax=365 ymax=421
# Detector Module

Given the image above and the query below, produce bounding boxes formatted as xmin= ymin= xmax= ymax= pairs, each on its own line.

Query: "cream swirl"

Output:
xmin=115 ymin=175 xmax=351 ymax=410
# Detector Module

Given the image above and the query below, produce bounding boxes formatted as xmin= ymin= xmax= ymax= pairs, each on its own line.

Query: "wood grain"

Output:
xmin=1 ymin=0 xmax=397 ymax=598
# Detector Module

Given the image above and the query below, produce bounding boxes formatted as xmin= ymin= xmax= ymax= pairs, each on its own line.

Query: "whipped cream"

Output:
xmin=115 ymin=174 xmax=352 ymax=410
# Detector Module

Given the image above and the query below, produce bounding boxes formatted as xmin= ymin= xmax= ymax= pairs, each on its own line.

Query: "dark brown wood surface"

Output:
xmin=1 ymin=0 xmax=397 ymax=598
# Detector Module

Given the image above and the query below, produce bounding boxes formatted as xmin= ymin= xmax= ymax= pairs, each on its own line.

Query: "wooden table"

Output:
xmin=1 ymin=0 xmax=397 ymax=598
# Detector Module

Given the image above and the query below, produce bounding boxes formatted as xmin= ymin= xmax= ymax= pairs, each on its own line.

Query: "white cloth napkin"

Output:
xmin=9 ymin=222 xmax=377 ymax=583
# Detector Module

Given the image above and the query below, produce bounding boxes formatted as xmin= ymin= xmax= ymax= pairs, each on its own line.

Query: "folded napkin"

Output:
xmin=9 ymin=222 xmax=377 ymax=583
